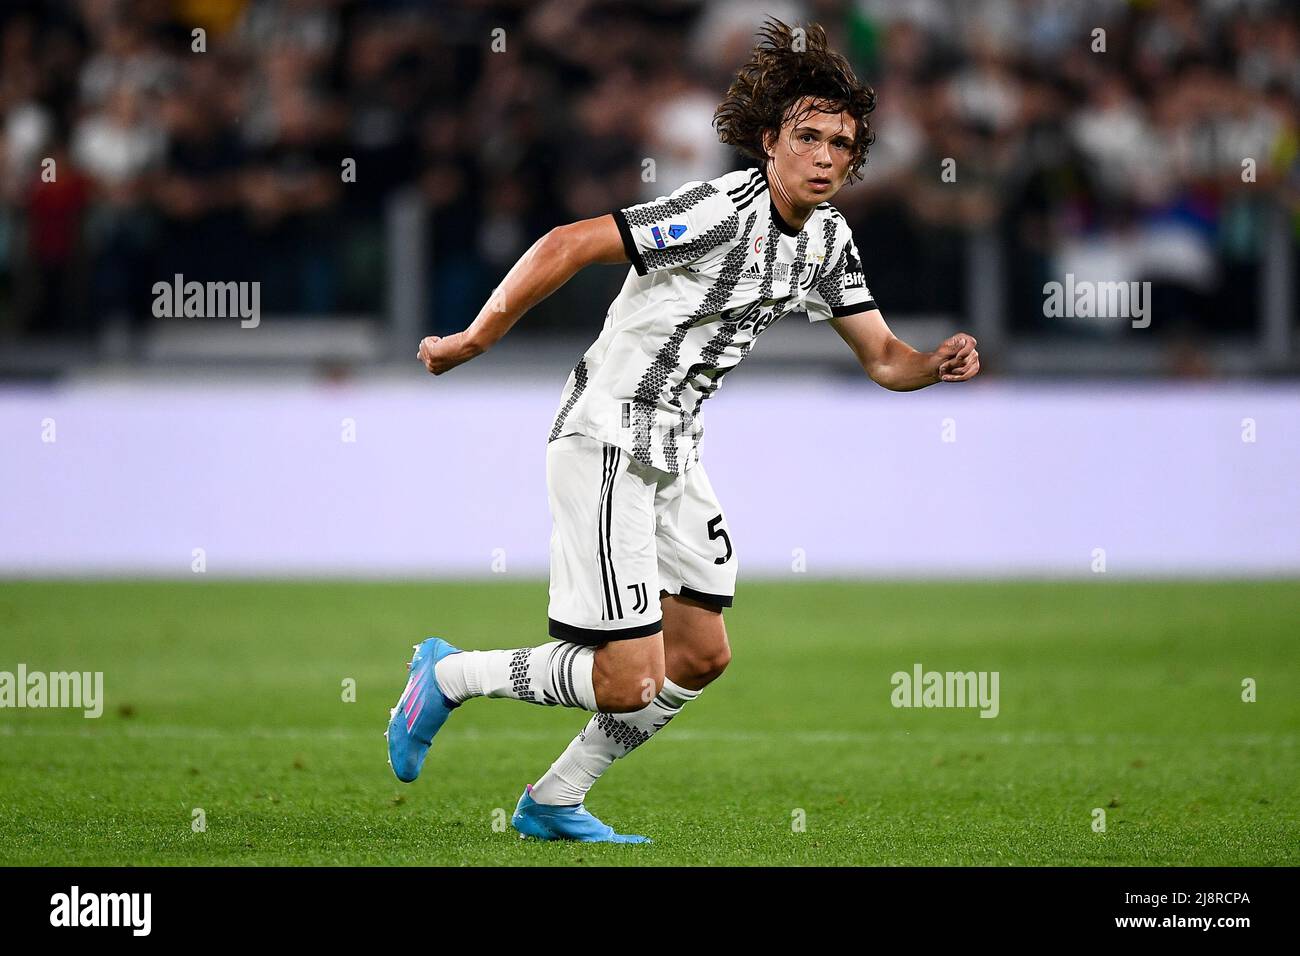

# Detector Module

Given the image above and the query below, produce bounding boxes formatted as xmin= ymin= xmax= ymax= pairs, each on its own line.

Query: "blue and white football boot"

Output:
xmin=386 ymin=637 xmax=462 ymax=783
xmin=510 ymin=783 xmax=651 ymax=844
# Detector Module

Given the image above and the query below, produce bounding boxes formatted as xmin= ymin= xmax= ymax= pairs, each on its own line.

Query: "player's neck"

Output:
xmin=763 ymin=164 xmax=812 ymax=235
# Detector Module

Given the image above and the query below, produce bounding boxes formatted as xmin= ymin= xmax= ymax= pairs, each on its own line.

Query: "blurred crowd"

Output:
xmin=0 ymin=0 xmax=1297 ymax=346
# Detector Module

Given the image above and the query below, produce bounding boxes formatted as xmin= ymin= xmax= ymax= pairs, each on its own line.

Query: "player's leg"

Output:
xmin=592 ymin=629 xmax=665 ymax=712
xmin=431 ymin=434 xmax=664 ymax=711
xmin=527 ymin=458 xmax=737 ymax=808
xmin=507 ymin=437 xmax=666 ymax=842
xmin=528 ymin=593 xmax=729 ymax=803
xmin=387 ymin=434 xmax=661 ymax=784
xmin=662 ymin=591 xmax=731 ymax=691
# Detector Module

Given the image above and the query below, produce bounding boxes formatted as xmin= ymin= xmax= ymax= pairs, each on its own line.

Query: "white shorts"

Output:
xmin=546 ymin=432 xmax=737 ymax=644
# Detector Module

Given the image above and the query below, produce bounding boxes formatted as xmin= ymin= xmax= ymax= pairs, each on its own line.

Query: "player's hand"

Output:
xmin=417 ymin=333 xmax=480 ymax=375
xmin=934 ymin=332 xmax=980 ymax=383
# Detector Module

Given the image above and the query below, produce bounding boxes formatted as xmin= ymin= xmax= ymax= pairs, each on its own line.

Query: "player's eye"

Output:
xmin=799 ymin=133 xmax=816 ymax=143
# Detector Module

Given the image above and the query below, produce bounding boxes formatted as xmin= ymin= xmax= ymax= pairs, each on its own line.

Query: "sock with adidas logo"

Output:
xmin=528 ymin=678 xmax=702 ymax=805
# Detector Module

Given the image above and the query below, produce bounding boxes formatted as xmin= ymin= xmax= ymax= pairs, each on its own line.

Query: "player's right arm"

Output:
xmin=417 ymin=215 xmax=627 ymax=375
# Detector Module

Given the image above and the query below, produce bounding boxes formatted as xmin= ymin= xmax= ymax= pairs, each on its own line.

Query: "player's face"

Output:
xmin=766 ymin=98 xmax=857 ymax=208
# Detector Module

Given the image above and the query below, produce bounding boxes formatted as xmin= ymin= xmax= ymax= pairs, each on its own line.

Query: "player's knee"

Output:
xmin=697 ymin=638 xmax=731 ymax=682
xmin=674 ymin=633 xmax=731 ymax=686
xmin=709 ymin=640 xmax=732 ymax=679
xmin=604 ymin=670 xmax=665 ymax=713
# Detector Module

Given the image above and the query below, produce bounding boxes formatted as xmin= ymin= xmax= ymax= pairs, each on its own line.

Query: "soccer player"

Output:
xmin=387 ymin=18 xmax=980 ymax=843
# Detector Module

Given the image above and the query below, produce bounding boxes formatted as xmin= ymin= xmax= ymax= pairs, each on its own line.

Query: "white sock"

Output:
xmin=529 ymin=677 xmax=701 ymax=805
xmin=434 ymin=644 xmax=598 ymax=711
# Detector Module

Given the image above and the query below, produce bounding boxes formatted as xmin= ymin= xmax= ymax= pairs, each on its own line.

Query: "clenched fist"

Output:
xmin=417 ymin=332 xmax=482 ymax=375
xmin=934 ymin=333 xmax=980 ymax=383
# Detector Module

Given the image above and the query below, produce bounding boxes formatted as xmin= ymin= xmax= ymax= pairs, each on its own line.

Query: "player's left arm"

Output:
xmin=829 ymin=308 xmax=980 ymax=391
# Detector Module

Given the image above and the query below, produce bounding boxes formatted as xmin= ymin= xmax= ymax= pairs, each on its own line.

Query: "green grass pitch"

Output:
xmin=0 ymin=579 xmax=1295 ymax=866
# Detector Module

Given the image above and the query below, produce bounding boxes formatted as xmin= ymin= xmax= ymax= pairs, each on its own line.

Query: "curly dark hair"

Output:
xmin=713 ymin=18 xmax=877 ymax=183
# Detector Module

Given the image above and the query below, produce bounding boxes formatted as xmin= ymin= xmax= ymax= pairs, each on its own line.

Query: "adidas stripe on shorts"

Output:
xmin=546 ymin=432 xmax=737 ymax=645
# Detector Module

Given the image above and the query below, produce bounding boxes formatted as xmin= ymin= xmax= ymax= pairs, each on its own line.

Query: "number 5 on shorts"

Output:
xmin=707 ymin=514 xmax=733 ymax=565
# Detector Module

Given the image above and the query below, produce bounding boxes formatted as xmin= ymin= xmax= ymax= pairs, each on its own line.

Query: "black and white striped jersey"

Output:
xmin=548 ymin=166 xmax=878 ymax=476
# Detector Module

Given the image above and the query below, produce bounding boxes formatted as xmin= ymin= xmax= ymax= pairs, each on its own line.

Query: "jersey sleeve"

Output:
xmin=612 ymin=180 xmax=740 ymax=276
xmin=804 ymin=230 xmax=878 ymax=322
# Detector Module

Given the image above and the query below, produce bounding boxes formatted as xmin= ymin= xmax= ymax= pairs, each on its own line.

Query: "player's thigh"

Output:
xmin=654 ymin=459 xmax=738 ymax=610
xmin=545 ymin=434 xmax=663 ymax=646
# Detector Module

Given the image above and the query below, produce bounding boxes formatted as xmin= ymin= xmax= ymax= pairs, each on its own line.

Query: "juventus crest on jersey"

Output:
xmin=549 ymin=166 xmax=878 ymax=475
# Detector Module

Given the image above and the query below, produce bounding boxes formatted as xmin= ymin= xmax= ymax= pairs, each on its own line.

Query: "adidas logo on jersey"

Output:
xmin=745 ymin=261 xmax=792 ymax=282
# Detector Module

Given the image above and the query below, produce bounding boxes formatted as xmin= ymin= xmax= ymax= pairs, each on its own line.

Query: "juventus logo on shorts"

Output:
xmin=627 ymin=581 xmax=649 ymax=614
